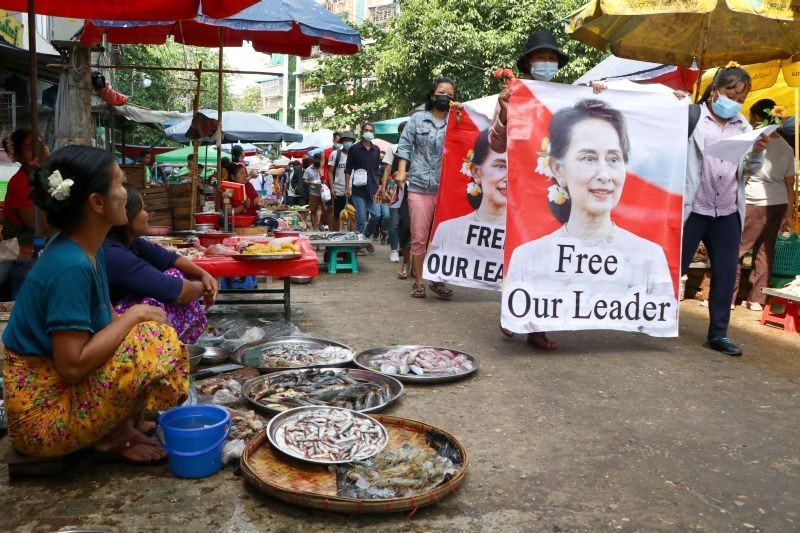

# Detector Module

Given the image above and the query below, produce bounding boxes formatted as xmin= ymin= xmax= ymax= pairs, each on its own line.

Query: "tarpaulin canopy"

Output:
xmin=81 ymin=0 xmax=361 ymax=56
xmin=567 ymin=0 xmax=800 ymax=68
xmin=282 ymin=129 xmax=335 ymax=157
xmin=0 ymin=0 xmax=257 ymax=20
xmin=155 ymin=145 xmax=221 ymax=165
xmin=164 ymin=111 xmax=303 ymax=143
xmin=573 ymin=55 xmax=699 ymax=92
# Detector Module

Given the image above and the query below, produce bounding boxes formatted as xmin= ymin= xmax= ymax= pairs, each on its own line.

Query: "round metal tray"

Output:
xmin=232 ymin=336 xmax=355 ymax=374
xmin=242 ymin=368 xmax=403 ymax=416
xmin=353 ymin=346 xmax=480 ymax=384
xmin=266 ymin=406 xmax=388 ymax=465
xmin=233 ymin=252 xmax=302 ymax=261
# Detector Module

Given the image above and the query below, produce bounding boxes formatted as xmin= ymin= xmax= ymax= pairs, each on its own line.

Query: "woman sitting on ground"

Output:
xmin=2 ymin=145 xmax=188 ymax=462
xmin=103 ymin=184 xmax=218 ymax=344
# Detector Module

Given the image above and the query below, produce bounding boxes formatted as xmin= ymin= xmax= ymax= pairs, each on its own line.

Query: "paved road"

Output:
xmin=2 ymin=247 xmax=798 ymax=532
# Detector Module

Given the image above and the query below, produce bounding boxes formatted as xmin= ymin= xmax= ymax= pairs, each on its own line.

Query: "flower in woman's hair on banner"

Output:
xmin=725 ymin=61 xmax=741 ymax=69
xmin=47 ymin=170 xmax=74 ymax=201
xmin=535 ymin=137 xmax=555 ymax=178
xmin=460 ymin=148 xmax=475 ymax=176
xmin=547 ymin=183 xmax=569 ymax=205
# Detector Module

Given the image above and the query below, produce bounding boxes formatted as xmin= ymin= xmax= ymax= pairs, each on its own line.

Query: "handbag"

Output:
xmin=352 ymin=168 xmax=368 ymax=187
xmin=320 ymin=183 xmax=332 ymax=203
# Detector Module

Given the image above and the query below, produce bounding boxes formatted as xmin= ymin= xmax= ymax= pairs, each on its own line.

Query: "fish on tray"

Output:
xmin=275 ymin=408 xmax=386 ymax=462
xmin=252 ymin=369 xmax=393 ymax=411
xmin=259 ymin=343 xmax=353 ymax=368
xmin=367 ymin=347 xmax=474 ymax=376
xmin=336 ymin=443 xmax=460 ymax=499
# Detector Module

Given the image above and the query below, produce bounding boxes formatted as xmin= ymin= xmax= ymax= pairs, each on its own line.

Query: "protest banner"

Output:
xmin=501 ymin=80 xmax=685 ymax=337
xmin=423 ymin=104 xmax=504 ymax=290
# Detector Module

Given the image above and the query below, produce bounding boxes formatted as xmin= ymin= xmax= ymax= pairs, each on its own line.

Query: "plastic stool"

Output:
xmin=760 ymin=296 xmax=800 ymax=333
xmin=220 ymin=276 xmax=258 ymax=290
xmin=327 ymin=246 xmax=358 ymax=274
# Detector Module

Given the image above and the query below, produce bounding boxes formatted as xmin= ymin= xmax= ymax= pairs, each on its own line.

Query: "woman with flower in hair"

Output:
xmin=2 ymin=128 xmax=50 ymax=248
xmin=2 ymin=145 xmax=188 ymax=462
xmin=503 ymin=99 xmax=674 ymax=336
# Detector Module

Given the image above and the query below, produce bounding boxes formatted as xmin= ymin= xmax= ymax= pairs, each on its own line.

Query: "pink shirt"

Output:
xmin=692 ymin=104 xmax=743 ymax=217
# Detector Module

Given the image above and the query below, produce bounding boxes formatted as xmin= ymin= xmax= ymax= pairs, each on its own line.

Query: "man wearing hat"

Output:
xmin=488 ymin=30 xmax=570 ymax=154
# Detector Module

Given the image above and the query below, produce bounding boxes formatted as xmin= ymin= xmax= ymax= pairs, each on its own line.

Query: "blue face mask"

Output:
xmin=530 ymin=61 xmax=559 ymax=81
xmin=342 ymin=142 xmax=353 ymax=150
xmin=712 ymin=94 xmax=743 ymax=119
xmin=333 ymin=143 xmax=343 ymax=150
xmin=362 ymin=132 xmax=375 ymax=142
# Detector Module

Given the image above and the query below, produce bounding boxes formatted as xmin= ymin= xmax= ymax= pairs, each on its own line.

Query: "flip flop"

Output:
xmin=428 ymin=282 xmax=454 ymax=299
xmin=411 ymin=283 xmax=426 ymax=298
xmin=93 ymin=432 xmax=167 ymax=465
xmin=527 ymin=332 xmax=557 ymax=351
xmin=398 ymin=270 xmax=408 ymax=280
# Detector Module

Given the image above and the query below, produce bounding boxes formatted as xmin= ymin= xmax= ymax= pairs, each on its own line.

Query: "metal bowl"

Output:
xmin=242 ymin=368 xmax=403 ymax=416
xmin=289 ymin=276 xmax=313 ymax=284
xmin=266 ymin=406 xmax=388 ymax=465
xmin=187 ymin=344 xmax=204 ymax=370
xmin=186 ymin=344 xmax=230 ymax=366
xmin=232 ymin=336 xmax=355 ymax=374
xmin=353 ymin=345 xmax=480 ymax=384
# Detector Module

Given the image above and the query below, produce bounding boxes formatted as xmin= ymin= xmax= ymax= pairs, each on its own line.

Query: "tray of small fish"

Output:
xmin=267 ymin=406 xmax=388 ymax=464
xmin=241 ymin=414 xmax=469 ymax=513
xmin=354 ymin=345 xmax=479 ymax=383
xmin=232 ymin=336 xmax=355 ymax=373
xmin=242 ymin=368 xmax=403 ymax=416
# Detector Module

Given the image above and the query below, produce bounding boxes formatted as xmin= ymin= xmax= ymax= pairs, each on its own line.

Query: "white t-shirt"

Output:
xmin=249 ymin=174 xmax=273 ymax=196
xmin=328 ymin=150 xmax=349 ymax=195
xmin=745 ymin=137 xmax=793 ymax=206
xmin=382 ymin=145 xmax=397 ymax=166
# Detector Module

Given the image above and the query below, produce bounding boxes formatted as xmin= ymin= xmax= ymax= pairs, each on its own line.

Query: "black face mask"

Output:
xmin=432 ymin=94 xmax=452 ymax=111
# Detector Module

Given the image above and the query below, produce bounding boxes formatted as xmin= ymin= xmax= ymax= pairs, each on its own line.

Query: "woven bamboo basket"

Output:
xmin=240 ymin=414 xmax=468 ymax=514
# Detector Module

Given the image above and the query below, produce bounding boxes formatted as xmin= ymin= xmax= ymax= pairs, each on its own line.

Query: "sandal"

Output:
xmin=428 ymin=282 xmax=453 ymax=299
xmin=398 ymin=269 xmax=408 ymax=280
xmin=411 ymin=283 xmax=426 ymax=298
xmin=499 ymin=325 xmax=514 ymax=338
xmin=93 ymin=432 xmax=167 ymax=465
xmin=527 ymin=332 xmax=557 ymax=351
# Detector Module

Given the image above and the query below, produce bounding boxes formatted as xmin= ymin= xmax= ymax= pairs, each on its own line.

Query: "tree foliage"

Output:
xmin=232 ymin=85 xmax=262 ymax=113
xmin=304 ymin=0 xmax=606 ymax=126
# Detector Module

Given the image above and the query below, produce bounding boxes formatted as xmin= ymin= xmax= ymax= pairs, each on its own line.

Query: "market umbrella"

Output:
xmin=282 ymin=129 xmax=336 ymax=157
xmin=566 ymin=0 xmax=800 ymax=69
xmin=164 ymin=111 xmax=303 ymax=143
xmin=573 ymin=55 xmax=699 ymax=91
xmin=154 ymin=145 xmax=221 ymax=165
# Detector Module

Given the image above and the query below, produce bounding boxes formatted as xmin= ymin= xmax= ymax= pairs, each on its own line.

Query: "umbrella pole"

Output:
xmin=217 ymin=29 xmax=224 ymax=220
xmin=795 ymin=87 xmax=799 ymax=233
xmin=190 ymin=66 xmax=202 ymax=226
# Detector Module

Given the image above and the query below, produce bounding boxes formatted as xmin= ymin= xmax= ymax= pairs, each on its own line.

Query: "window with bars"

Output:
xmin=300 ymin=112 xmax=320 ymax=128
xmin=260 ymin=79 xmax=283 ymax=97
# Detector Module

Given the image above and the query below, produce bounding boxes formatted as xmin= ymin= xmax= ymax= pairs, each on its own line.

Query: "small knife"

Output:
xmin=191 ymin=363 xmax=245 ymax=380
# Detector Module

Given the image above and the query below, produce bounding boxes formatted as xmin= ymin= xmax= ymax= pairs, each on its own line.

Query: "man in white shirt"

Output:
xmin=329 ymin=130 xmax=356 ymax=230
xmin=734 ymin=100 xmax=796 ymax=311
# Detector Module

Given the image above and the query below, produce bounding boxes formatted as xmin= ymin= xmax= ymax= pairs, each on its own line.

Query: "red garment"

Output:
xmin=321 ymin=146 xmax=335 ymax=186
xmin=231 ymin=181 xmax=260 ymax=216
xmin=3 ymin=167 xmax=32 ymax=226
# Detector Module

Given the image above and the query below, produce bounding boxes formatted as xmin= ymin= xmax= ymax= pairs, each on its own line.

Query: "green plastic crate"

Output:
xmin=0 ymin=180 xmax=7 ymax=202
xmin=772 ymin=232 xmax=800 ymax=277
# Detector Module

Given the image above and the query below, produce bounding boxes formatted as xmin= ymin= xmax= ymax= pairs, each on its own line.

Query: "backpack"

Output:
xmin=332 ymin=149 xmax=342 ymax=185
xmin=688 ymin=104 xmax=701 ymax=138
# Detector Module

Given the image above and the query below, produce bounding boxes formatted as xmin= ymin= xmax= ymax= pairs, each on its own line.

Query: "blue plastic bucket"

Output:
xmin=156 ymin=405 xmax=231 ymax=479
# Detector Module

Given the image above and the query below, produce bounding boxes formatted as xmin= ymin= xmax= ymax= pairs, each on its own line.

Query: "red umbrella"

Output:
xmin=0 ymin=0 xmax=257 ymax=20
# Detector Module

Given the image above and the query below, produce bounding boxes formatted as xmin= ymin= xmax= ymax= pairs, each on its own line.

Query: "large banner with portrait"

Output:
xmin=423 ymin=104 xmax=503 ymax=290
xmin=501 ymin=80 xmax=685 ymax=337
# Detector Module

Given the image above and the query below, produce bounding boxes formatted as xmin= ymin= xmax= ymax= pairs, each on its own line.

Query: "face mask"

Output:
xmin=333 ymin=143 xmax=343 ymax=150
xmin=432 ymin=94 xmax=452 ymax=111
xmin=711 ymin=93 xmax=743 ymax=119
xmin=362 ymin=132 xmax=375 ymax=142
xmin=342 ymin=142 xmax=353 ymax=150
xmin=530 ymin=61 xmax=559 ymax=81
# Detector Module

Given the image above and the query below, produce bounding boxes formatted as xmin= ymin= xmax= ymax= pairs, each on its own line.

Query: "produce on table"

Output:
xmin=338 ymin=203 xmax=356 ymax=223
xmin=251 ymin=369 xmax=394 ymax=412
xmin=258 ymin=343 xmax=353 ymax=368
xmin=244 ymin=241 xmax=301 ymax=255
xmin=367 ymin=347 xmax=475 ymax=376
xmin=274 ymin=408 xmax=387 ymax=462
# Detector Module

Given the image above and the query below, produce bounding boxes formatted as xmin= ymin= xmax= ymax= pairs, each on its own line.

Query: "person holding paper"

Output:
xmin=732 ymin=99 xmax=796 ymax=312
xmin=681 ymin=64 xmax=769 ymax=357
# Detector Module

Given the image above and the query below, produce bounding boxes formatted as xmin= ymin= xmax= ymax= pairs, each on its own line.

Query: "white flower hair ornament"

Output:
xmin=47 ymin=170 xmax=74 ymax=201
xmin=535 ymin=137 xmax=556 ymax=179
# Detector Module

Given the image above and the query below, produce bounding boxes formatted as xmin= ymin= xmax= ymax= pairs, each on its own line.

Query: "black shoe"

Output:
xmin=704 ymin=337 xmax=742 ymax=356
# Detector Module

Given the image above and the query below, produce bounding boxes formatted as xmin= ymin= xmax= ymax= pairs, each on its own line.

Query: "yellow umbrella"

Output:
xmin=567 ymin=0 xmax=800 ymax=69
xmin=698 ymin=60 xmax=800 ymax=231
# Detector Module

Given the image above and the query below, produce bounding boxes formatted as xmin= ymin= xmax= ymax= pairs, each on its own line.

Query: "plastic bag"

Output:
xmin=206 ymin=315 xmax=302 ymax=352
xmin=222 ymin=439 xmax=246 ymax=464
xmin=211 ymin=379 xmax=243 ymax=407
xmin=0 ymin=238 xmax=19 ymax=261
xmin=320 ymin=184 xmax=332 ymax=202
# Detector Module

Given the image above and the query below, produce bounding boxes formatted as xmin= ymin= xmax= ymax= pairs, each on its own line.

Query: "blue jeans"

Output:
xmin=352 ymin=193 xmax=378 ymax=235
xmin=366 ymin=202 xmax=390 ymax=242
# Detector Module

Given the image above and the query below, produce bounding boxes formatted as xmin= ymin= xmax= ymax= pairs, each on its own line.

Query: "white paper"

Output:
xmin=704 ymin=125 xmax=777 ymax=163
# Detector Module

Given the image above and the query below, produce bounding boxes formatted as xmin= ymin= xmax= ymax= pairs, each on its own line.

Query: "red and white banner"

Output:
xmin=501 ymin=80 xmax=685 ymax=337
xmin=423 ymin=104 xmax=504 ymax=290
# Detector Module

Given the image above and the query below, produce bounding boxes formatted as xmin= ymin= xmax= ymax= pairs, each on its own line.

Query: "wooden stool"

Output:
xmin=1 ymin=437 xmax=72 ymax=478
xmin=326 ymin=246 xmax=358 ymax=274
xmin=760 ymin=295 xmax=800 ymax=333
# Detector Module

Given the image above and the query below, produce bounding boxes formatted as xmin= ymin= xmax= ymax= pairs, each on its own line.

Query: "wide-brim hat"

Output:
xmin=516 ymin=30 xmax=570 ymax=73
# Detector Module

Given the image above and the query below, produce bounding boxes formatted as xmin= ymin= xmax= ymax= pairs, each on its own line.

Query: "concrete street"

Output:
xmin=2 ymin=247 xmax=798 ymax=532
